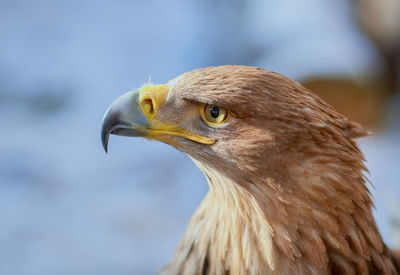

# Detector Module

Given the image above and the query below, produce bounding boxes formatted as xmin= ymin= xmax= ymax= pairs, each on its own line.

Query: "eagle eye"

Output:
xmin=201 ymin=104 xmax=229 ymax=125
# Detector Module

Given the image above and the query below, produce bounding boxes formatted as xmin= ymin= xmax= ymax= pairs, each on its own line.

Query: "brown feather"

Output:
xmin=155 ymin=66 xmax=399 ymax=274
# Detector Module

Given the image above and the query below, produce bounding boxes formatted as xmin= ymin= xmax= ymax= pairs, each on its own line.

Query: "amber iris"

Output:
xmin=202 ymin=104 xmax=229 ymax=125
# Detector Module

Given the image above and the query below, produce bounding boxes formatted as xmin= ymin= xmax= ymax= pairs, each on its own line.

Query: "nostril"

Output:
xmin=143 ymin=98 xmax=154 ymax=115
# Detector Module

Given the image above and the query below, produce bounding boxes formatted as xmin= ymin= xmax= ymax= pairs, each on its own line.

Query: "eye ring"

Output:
xmin=200 ymin=104 xmax=230 ymax=126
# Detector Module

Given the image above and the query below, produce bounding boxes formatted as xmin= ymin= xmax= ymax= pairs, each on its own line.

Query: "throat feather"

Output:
xmin=161 ymin=160 xmax=395 ymax=275
xmin=162 ymin=161 xmax=281 ymax=274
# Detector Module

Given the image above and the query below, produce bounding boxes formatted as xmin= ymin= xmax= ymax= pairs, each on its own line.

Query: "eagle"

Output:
xmin=101 ymin=66 xmax=400 ymax=274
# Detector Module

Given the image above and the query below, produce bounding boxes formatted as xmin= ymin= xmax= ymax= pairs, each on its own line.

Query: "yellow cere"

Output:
xmin=139 ymin=84 xmax=170 ymax=121
xmin=138 ymin=84 xmax=216 ymax=145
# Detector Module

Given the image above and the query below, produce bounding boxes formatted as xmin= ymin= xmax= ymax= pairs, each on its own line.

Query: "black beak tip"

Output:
xmin=101 ymin=111 xmax=115 ymax=154
xmin=101 ymin=108 xmax=121 ymax=154
xmin=101 ymin=127 xmax=110 ymax=154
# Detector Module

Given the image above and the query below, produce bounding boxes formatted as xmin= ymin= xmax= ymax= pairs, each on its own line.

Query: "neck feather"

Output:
xmin=161 ymin=160 xmax=397 ymax=275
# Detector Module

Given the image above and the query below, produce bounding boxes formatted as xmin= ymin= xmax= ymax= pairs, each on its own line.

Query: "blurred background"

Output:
xmin=0 ymin=0 xmax=399 ymax=274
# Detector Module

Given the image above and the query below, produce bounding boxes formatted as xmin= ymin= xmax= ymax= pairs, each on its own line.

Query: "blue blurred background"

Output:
xmin=0 ymin=0 xmax=399 ymax=274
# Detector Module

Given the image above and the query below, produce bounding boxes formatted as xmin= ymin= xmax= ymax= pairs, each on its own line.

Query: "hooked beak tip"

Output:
xmin=101 ymin=125 xmax=110 ymax=154
xmin=102 ymin=134 xmax=109 ymax=154
xmin=101 ymin=109 xmax=117 ymax=154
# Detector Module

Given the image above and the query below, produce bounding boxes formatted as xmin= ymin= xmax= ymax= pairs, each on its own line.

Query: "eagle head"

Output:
xmin=102 ymin=65 xmax=368 ymax=187
xmin=101 ymin=66 xmax=399 ymax=274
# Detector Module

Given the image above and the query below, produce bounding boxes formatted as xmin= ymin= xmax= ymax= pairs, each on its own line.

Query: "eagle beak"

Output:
xmin=101 ymin=85 xmax=215 ymax=153
xmin=101 ymin=88 xmax=149 ymax=153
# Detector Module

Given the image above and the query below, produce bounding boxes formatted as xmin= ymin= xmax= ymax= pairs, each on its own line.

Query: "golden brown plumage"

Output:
xmin=101 ymin=66 xmax=400 ymax=274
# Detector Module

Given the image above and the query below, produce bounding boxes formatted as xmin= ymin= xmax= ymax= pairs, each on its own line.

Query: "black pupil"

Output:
xmin=209 ymin=106 xmax=220 ymax=118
